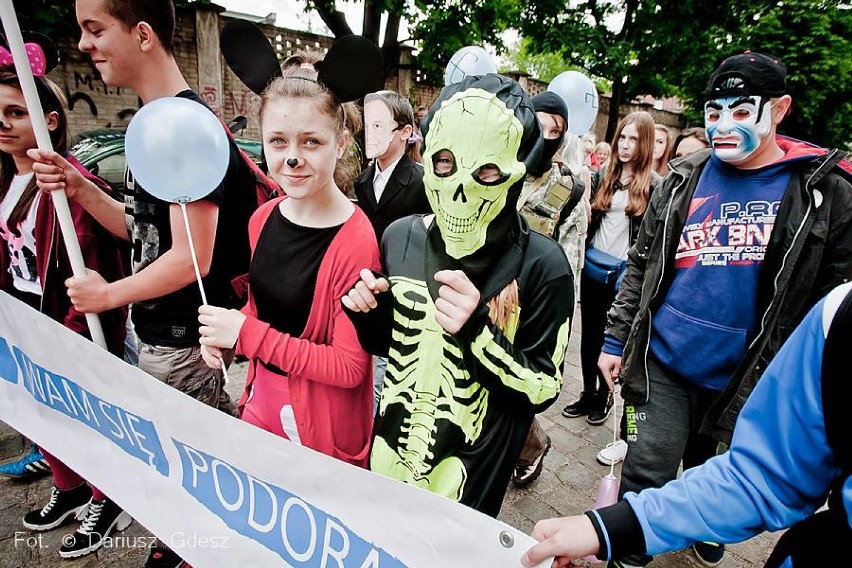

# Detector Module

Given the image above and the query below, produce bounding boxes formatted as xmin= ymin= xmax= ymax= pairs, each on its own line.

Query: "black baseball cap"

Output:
xmin=705 ymin=51 xmax=787 ymax=99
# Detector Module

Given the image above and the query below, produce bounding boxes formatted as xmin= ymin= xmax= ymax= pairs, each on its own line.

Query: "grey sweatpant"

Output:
xmin=616 ymin=355 xmax=722 ymax=566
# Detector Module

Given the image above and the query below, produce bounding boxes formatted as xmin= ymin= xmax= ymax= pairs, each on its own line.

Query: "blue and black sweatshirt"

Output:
xmin=604 ymin=151 xmax=820 ymax=391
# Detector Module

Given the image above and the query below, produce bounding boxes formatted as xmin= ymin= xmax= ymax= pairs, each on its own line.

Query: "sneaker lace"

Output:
xmin=39 ymin=488 xmax=60 ymax=516
xmin=79 ymin=500 xmax=103 ymax=534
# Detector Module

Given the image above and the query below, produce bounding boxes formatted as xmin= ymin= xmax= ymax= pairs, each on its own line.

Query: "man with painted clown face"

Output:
xmin=343 ymin=74 xmax=574 ymax=516
xmin=584 ymin=52 xmax=852 ymax=567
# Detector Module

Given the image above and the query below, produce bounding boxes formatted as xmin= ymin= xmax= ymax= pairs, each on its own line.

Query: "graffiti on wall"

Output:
xmin=200 ymin=84 xmax=220 ymax=117
xmin=222 ymin=89 xmax=257 ymax=121
xmin=64 ymin=68 xmax=140 ymax=128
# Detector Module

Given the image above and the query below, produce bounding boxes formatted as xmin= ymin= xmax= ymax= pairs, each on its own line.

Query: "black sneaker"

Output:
xmin=586 ymin=391 xmax=614 ymax=425
xmin=22 ymin=484 xmax=92 ymax=531
xmin=693 ymin=541 xmax=725 ymax=566
xmin=562 ymin=391 xmax=597 ymax=418
xmin=512 ymin=435 xmax=552 ymax=487
xmin=58 ymin=498 xmax=132 ymax=558
xmin=145 ymin=545 xmax=187 ymax=567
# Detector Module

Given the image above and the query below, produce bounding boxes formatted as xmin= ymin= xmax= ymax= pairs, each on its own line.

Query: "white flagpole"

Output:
xmin=0 ymin=0 xmax=107 ymax=349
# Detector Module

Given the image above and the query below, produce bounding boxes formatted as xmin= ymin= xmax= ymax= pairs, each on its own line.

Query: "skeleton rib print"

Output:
xmin=373 ymin=276 xmax=488 ymax=500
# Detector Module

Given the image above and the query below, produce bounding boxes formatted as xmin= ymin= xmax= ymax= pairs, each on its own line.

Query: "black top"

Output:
xmin=354 ymin=154 xmax=430 ymax=241
xmin=251 ymin=209 xmax=342 ymax=338
xmin=128 ymin=90 xmax=257 ymax=347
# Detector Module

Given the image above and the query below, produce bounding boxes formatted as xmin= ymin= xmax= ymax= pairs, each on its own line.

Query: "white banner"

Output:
xmin=0 ymin=293 xmax=548 ymax=567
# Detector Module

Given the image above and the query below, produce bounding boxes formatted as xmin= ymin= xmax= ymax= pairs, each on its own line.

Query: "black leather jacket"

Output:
xmin=606 ymin=146 xmax=852 ymax=443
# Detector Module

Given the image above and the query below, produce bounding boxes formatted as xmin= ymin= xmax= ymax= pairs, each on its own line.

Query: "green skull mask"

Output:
xmin=424 ymin=88 xmax=526 ymax=259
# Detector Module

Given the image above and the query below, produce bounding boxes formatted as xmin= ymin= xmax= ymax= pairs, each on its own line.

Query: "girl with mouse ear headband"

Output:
xmin=198 ymin=24 xmax=383 ymax=467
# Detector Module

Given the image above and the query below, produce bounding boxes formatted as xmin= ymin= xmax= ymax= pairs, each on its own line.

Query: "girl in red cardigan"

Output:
xmin=0 ymin=66 xmax=130 ymax=557
xmin=198 ymin=64 xmax=380 ymax=467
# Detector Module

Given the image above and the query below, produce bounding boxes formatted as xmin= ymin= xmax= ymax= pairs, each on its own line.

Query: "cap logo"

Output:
xmin=716 ymin=76 xmax=746 ymax=92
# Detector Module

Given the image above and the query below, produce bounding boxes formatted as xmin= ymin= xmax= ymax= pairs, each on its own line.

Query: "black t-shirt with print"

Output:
xmin=126 ymin=90 xmax=256 ymax=347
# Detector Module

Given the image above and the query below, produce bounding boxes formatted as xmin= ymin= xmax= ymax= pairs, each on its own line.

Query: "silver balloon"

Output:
xmin=125 ymin=97 xmax=230 ymax=203
xmin=548 ymin=71 xmax=600 ymax=136
xmin=444 ymin=46 xmax=497 ymax=86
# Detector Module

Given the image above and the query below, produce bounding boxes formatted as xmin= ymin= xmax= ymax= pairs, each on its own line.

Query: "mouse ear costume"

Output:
xmin=346 ymin=74 xmax=574 ymax=516
xmin=0 ymin=31 xmax=60 ymax=105
xmin=220 ymin=20 xmax=383 ymax=101
xmin=0 ymin=31 xmax=59 ymax=76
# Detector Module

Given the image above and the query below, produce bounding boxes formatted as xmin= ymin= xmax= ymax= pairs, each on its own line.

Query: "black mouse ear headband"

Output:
xmin=220 ymin=20 xmax=383 ymax=102
xmin=0 ymin=31 xmax=59 ymax=77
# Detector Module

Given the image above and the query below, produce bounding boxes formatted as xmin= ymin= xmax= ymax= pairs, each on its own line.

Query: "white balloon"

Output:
xmin=444 ymin=46 xmax=497 ymax=86
xmin=125 ymin=97 xmax=230 ymax=203
xmin=548 ymin=71 xmax=600 ymax=136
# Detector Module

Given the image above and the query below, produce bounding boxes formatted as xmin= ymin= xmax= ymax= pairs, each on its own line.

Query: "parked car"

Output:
xmin=71 ymin=118 xmax=263 ymax=197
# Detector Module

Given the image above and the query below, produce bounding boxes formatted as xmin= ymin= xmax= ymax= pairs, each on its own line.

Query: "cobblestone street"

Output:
xmin=0 ymin=312 xmax=780 ymax=567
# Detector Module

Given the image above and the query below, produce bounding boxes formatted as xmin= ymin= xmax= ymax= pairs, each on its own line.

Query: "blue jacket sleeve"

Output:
xmin=627 ymin=297 xmax=838 ymax=553
xmin=594 ymin=293 xmax=843 ymax=557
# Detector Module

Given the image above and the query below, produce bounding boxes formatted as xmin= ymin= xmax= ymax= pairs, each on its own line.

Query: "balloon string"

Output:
xmin=178 ymin=201 xmax=230 ymax=385
xmin=610 ymin=387 xmax=619 ymax=478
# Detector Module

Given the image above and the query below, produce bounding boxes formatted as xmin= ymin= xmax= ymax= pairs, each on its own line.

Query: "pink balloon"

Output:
xmin=593 ymin=473 xmax=620 ymax=510
xmin=585 ymin=474 xmax=621 ymax=563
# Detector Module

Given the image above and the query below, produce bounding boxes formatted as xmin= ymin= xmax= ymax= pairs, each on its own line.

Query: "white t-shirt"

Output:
xmin=1 ymin=173 xmax=42 ymax=295
xmin=591 ymin=187 xmax=630 ymax=260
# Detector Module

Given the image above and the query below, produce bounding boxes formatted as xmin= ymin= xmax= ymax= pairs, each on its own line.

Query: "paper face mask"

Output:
xmin=705 ymin=96 xmax=773 ymax=163
xmin=364 ymin=96 xmax=396 ymax=160
xmin=424 ymin=88 xmax=526 ymax=259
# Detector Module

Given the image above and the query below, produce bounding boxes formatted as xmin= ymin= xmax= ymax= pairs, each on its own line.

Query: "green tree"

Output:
xmin=519 ymin=0 xmax=658 ymax=140
xmin=520 ymin=0 xmax=851 ymax=147
xmin=500 ymin=37 xmax=568 ymax=83
xmin=501 ymin=37 xmax=613 ymax=93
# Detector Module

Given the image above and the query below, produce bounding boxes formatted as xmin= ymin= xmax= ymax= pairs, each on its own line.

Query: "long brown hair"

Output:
xmin=258 ymin=60 xmax=362 ymax=195
xmin=592 ymin=111 xmax=654 ymax=217
xmin=0 ymin=72 xmax=69 ymax=230
xmin=652 ymin=124 xmax=672 ymax=176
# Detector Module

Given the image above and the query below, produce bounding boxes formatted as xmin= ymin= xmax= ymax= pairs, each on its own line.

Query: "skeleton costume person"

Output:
xmin=346 ymin=74 xmax=574 ymax=516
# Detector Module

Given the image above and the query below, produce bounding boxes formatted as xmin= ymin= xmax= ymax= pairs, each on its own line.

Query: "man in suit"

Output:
xmin=355 ymin=90 xmax=430 ymax=409
xmin=356 ymin=91 xmax=429 ymax=243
